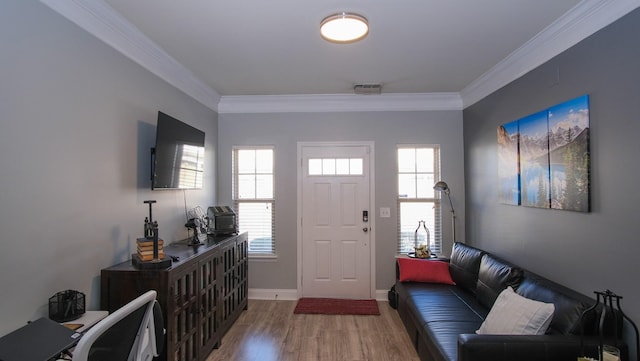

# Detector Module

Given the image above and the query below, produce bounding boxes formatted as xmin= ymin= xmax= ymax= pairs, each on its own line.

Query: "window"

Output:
xmin=233 ymin=147 xmax=275 ymax=256
xmin=308 ymin=158 xmax=363 ymax=175
xmin=397 ymin=146 xmax=441 ymax=255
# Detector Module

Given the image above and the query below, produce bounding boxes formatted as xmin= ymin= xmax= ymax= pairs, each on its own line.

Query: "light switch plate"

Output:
xmin=380 ymin=207 xmax=391 ymax=218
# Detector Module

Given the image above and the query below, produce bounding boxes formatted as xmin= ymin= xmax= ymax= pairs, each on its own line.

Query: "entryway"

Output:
xmin=297 ymin=142 xmax=375 ymax=299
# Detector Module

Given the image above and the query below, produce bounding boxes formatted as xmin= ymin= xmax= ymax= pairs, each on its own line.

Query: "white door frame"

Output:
xmin=296 ymin=141 xmax=376 ymax=299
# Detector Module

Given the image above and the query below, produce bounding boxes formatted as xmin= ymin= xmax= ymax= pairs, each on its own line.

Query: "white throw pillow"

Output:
xmin=476 ymin=286 xmax=555 ymax=335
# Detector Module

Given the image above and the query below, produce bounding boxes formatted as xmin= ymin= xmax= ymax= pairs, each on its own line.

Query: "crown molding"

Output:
xmin=39 ymin=0 xmax=221 ymax=112
xmin=40 ymin=0 xmax=638 ymax=113
xmin=217 ymin=93 xmax=463 ymax=114
xmin=461 ymin=0 xmax=640 ymax=108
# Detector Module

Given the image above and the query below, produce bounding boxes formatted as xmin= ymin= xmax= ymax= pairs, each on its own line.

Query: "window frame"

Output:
xmin=232 ymin=146 xmax=276 ymax=257
xmin=396 ymin=145 xmax=442 ymax=255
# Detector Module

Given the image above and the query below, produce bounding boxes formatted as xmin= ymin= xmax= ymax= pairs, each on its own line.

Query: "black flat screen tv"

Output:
xmin=152 ymin=111 xmax=205 ymax=190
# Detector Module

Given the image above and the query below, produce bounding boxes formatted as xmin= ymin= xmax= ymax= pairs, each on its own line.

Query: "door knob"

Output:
xmin=363 ymin=227 xmax=368 ymax=232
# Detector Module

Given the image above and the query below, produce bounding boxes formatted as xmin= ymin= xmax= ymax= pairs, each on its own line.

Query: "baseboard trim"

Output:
xmin=375 ymin=289 xmax=390 ymax=302
xmin=248 ymin=288 xmax=390 ymax=302
xmin=248 ymin=288 xmax=299 ymax=301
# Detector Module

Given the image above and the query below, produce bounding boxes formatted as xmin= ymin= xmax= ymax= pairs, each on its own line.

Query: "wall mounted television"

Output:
xmin=152 ymin=111 xmax=205 ymax=190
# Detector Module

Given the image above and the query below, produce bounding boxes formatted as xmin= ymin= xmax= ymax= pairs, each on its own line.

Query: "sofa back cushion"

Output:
xmin=448 ymin=242 xmax=484 ymax=295
xmin=476 ymin=254 xmax=523 ymax=309
xmin=516 ymin=273 xmax=595 ymax=335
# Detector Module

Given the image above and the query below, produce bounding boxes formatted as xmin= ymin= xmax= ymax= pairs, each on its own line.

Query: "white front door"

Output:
xmin=299 ymin=143 xmax=373 ymax=299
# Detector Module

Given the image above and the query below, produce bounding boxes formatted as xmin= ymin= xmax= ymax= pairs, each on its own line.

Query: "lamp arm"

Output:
xmin=446 ymin=192 xmax=457 ymax=243
xmin=446 ymin=192 xmax=454 ymax=213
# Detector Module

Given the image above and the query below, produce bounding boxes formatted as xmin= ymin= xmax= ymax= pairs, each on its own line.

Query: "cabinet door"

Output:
xmin=168 ymin=264 xmax=199 ymax=361
xmin=197 ymin=251 xmax=220 ymax=359
xmin=235 ymin=233 xmax=248 ymax=311
xmin=219 ymin=239 xmax=237 ymax=333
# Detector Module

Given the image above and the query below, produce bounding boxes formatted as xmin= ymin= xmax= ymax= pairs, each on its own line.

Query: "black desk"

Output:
xmin=0 ymin=317 xmax=80 ymax=361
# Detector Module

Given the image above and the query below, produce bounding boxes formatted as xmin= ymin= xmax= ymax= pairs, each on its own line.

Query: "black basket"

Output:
xmin=388 ymin=285 xmax=398 ymax=309
xmin=49 ymin=290 xmax=85 ymax=322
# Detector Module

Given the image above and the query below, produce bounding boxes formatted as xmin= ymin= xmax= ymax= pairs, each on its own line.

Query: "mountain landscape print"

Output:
xmin=548 ymin=95 xmax=590 ymax=211
xmin=497 ymin=95 xmax=590 ymax=212
xmin=519 ymin=110 xmax=550 ymax=208
xmin=497 ymin=120 xmax=520 ymax=205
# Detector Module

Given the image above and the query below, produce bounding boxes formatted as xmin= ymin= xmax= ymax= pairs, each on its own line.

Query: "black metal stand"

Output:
xmin=580 ymin=290 xmax=639 ymax=361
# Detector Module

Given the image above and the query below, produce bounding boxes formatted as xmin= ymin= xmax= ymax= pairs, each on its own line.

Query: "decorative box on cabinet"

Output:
xmin=101 ymin=232 xmax=248 ymax=361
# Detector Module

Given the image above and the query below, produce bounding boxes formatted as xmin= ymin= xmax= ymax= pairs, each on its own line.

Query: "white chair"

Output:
xmin=72 ymin=290 xmax=164 ymax=361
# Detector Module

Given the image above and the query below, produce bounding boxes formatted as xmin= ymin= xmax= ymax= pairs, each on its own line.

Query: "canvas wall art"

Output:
xmin=548 ymin=95 xmax=590 ymax=211
xmin=519 ymin=110 xmax=550 ymax=208
xmin=497 ymin=95 xmax=590 ymax=212
xmin=497 ymin=120 xmax=520 ymax=205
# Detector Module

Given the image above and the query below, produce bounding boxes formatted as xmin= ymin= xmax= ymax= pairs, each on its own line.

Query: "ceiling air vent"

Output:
xmin=354 ymin=83 xmax=382 ymax=95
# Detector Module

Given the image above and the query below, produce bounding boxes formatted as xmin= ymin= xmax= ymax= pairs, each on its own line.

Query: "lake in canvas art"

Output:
xmin=519 ymin=110 xmax=550 ymax=209
xmin=497 ymin=120 xmax=520 ymax=205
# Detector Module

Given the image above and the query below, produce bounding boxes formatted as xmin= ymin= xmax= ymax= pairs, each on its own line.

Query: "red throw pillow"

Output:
xmin=397 ymin=258 xmax=456 ymax=284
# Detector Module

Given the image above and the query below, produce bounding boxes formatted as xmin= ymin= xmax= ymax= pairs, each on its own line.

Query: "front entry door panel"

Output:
xmin=301 ymin=145 xmax=371 ymax=299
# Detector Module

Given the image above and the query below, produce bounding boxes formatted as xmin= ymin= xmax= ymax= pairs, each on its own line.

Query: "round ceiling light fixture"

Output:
xmin=320 ymin=12 xmax=369 ymax=43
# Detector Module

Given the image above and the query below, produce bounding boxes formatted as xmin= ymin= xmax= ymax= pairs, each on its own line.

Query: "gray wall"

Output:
xmin=218 ymin=111 xmax=464 ymax=292
xmin=0 ymin=1 xmax=217 ymax=336
xmin=464 ymin=7 xmax=640 ymax=336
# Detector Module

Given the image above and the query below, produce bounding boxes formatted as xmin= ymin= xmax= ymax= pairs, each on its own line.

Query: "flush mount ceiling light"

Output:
xmin=320 ymin=12 xmax=369 ymax=43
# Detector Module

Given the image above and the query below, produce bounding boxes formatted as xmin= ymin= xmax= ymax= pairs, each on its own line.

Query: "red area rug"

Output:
xmin=293 ymin=298 xmax=380 ymax=315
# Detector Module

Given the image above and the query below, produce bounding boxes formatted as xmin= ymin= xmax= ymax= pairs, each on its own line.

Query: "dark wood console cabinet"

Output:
xmin=101 ymin=232 xmax=248 ymax=361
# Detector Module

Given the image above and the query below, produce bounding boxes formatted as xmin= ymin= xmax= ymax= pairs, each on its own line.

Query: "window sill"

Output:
xmin=249 ymin=254 xmax=278 ymax=261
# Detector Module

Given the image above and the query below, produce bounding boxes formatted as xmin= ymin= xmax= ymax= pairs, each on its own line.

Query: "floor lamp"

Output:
xmin=433 ymin=181 xmax=457 ymax=243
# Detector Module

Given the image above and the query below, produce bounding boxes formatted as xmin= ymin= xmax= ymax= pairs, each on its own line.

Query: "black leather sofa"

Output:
xmin=394 ymin=242 xmax=626 ymax=361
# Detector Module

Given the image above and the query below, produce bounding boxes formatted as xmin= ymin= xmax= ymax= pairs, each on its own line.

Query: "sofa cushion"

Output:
xmin=516 ymin=274 xmax=594 ymax=335
xmin=477 ymin=286 xmax=555 ymax=335
xmin=448 ymin=242 xmax=484 ymax=295
xmin=476 ymin=254 xmax=523 ymax=309
xmin=404 ymin=285 xmax=486 ymax=326
xmin=398 ymin=258 xmax=456 ymax=284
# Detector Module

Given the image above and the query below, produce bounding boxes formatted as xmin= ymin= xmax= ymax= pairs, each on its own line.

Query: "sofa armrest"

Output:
xmin=458 ymin=334 xmax=627 ymax=361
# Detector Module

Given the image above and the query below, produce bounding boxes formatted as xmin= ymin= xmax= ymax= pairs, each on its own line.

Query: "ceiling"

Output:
xmin=41 ymin=0 xmax=638 ymax=112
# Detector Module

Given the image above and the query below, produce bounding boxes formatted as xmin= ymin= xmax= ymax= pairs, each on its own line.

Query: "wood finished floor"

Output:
xmin=206 ymin=299 xmax=420 ymax=361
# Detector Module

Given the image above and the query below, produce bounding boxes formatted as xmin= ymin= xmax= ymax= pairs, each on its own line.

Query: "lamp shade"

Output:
xmin=433 ymin=181 xmax=450 ymax=193
xmin=320 ymin=12 xmax=369 ymax=43
xmin=434 ymin=180 xmax=457 ymax=242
